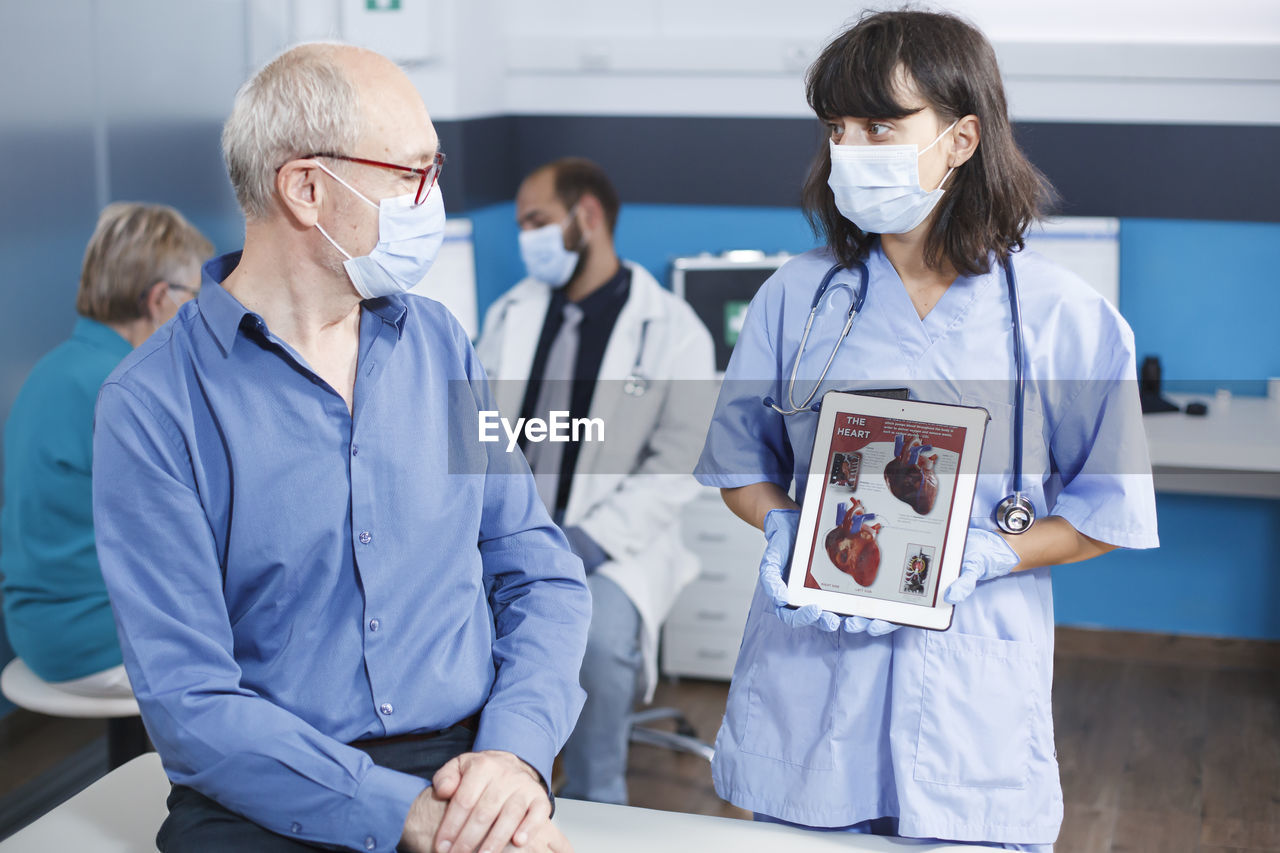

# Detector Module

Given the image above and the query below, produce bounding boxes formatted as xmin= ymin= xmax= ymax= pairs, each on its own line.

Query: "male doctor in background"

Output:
xmin=477 ymin=158 xmax=715 ymax=805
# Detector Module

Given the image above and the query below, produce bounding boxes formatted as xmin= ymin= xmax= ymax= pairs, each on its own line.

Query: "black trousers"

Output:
xmin=156 ymin=724 xmax=475 ymax=852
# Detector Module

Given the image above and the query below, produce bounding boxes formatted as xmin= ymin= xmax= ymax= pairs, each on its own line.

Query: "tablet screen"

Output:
xmin=800 ymin=411 xmax=968 ymax=608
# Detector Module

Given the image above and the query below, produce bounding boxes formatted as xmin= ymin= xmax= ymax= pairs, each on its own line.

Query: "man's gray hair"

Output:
xmin=221 ymin=43 xmax=361 ymax=220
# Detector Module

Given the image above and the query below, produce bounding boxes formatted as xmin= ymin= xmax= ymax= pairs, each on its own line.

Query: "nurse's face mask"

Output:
xmin=827 ymin=120 xmax=958 ymax=235
xmin=518 ymin=206 xmax=584 ymax=288
xmin=313 ymin=161 xmax=446 ymax=300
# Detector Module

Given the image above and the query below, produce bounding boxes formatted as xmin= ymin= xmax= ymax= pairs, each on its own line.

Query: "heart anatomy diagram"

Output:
xmin=823 ymin=499 xmax=883 ymax=587
xmin=883 ymin=434 xmax=940 ymax=515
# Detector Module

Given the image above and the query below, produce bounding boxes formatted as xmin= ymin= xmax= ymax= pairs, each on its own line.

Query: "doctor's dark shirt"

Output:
xmin=91 ymin=253 xmax=590 ymax=853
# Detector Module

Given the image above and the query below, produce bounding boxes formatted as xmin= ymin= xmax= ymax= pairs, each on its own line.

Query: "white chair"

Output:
xmin=1 ymin=657 xmax=148 ymax=768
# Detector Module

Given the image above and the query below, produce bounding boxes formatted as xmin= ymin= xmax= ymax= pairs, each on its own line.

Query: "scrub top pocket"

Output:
xmin=912 ymin=629 xmax=1038 ymax=789
xmin=738 ymin=613 xmax=842 ymax=770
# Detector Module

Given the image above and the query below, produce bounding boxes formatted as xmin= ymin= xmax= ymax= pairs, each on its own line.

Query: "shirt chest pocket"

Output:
xmin=960 ymin=393 xmax=1049 ymax=522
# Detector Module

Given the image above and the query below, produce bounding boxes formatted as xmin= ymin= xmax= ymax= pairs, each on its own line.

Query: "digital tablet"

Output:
xmin=786 ymin=391 xmax=989 ymax=631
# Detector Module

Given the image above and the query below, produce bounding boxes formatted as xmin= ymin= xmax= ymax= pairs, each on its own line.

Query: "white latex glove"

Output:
xmin=760 ymin=509 xmax=901 ymax=635
xmin=839 ymin=614 xmax=903 ymax=636
xmin=759 ymin=509 xmax=840 ymax=630
xmin=943 ymin=528 xmax=1021 ymax=605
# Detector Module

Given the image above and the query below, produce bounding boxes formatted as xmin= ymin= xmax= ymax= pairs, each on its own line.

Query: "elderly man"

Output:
xmin=92 ymin=44 xmax=589 ymax=853
xmin=2 ymin=202 xmax=209 ymax=701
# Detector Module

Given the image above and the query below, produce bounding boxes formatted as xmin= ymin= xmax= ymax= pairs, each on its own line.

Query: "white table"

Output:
xmin=0 ymin=753 xmax=1002 ymax=852
xmin=1144 ymin=393 xmax=1280 ymax=499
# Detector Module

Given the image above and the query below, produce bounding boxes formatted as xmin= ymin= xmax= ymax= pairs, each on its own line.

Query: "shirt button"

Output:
xmin=380 ymin=703 xmax=393 ymax=716
xmin=364 ymin=836 xmax=376 ymax=851
xmin=290 ymin=822 xmax=301 ymax=834
xmin=359 ymin=531 xmax=372 ymax=545
xmin=351 ymin=444 xmax=359 ymax=456
xmin=369 ymin=618 xmax=380 ymax=632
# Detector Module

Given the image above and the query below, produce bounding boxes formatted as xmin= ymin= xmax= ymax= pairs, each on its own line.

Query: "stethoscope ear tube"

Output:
xmin=623 ymin=319 xmax=652 ymax=397
xmin=996 ymin=253 xmax=1034 ymax=534
xmin=763 ymin=262 xmax=868 ymax=416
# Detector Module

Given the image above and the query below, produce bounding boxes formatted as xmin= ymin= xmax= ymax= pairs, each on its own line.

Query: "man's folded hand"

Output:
xmin=430 ymin=750 xmax=551 ymax=853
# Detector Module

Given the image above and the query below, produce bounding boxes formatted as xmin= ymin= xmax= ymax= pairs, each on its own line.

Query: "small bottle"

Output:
xmin=1214 ymin=387 xmax=1232 ymax=413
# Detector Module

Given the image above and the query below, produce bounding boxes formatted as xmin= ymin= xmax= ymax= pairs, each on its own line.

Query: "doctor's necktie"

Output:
xmin=526 ymin=301 xmax=584 ymax=514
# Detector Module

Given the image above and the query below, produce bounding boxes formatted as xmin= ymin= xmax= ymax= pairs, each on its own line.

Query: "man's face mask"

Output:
xmin=518 ymin=207 xmax=584 ymax=287
xmin=313 ymin=162 xmax=446 ymax=300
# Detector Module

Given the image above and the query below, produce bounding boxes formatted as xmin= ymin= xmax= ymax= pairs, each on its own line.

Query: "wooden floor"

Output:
xmin=1 ymin=628 xmax=1276 ymax=850
xmin=626 ymin=628 xmax=1280 ymax=852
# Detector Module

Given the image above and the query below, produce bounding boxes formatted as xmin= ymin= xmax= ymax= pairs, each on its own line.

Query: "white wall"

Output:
xmin=498 ymin=0 xmax=1280 ymax=124
xmin=245 ymin=0 xmax=508 ymax=120
xmin=7 ymin=0 xmax=1279 ymax=134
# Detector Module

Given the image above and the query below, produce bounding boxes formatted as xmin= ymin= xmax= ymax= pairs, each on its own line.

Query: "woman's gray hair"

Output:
xmin=77 ymin=202 xmax=213 ymax=324
xmin=221 ymin=43 xmax=361 ymax=220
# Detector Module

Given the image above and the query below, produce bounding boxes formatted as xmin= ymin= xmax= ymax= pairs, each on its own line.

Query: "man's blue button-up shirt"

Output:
xmin=92 ymin=253 xmax=590 ymax=852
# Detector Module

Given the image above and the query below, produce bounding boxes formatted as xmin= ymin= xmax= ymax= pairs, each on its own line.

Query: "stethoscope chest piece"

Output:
xmin=995 ymin=493 xmax=1036 ymax=535
xmin=623 ymin=373 xmax=649 ymax=397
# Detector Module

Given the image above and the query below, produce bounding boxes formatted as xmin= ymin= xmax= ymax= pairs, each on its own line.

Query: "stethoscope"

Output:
xmin=622 ymin=319 xmax=651 ymax=397
xmin=763 ymin=263 xmax=869 ymax=416
xmin=762 ymin=256 xmax=1036 ymax=535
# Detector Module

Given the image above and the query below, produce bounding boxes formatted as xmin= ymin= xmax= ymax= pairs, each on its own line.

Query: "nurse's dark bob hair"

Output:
xmin=802 ymin=10 xmax=1057 ymax=276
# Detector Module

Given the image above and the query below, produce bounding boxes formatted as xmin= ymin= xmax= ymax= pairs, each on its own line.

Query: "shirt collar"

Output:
xmin=197 ymin=252 xmax=250 ymax=356
xmin=362 ymin=295 xmax=409 ymax=336
xmin=552 ymin=263 xmax=631 ymax=319
xmin=72 ymin=317 xmax=132 ymax=357
xmin=198 ymin=251 xmax=409 ymax=357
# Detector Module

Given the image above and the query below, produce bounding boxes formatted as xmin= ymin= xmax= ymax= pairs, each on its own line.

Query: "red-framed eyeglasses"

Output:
xmin=297 ymin=151 xmax=446 ymax=205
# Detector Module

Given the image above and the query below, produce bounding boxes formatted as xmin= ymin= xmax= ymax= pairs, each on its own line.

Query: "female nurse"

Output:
xmin=694 ymin=10 xmax=1159 ymax=850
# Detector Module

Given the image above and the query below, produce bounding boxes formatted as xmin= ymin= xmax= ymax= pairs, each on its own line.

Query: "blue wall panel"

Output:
xmin=1053 ymin=494 xmax=1280 ymax=640
xmin=1120 ymin=219 xmax=1280 ymax=396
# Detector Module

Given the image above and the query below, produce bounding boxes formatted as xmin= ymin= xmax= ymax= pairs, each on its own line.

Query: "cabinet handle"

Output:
xmin=696 ymin=649 xmax=728 ymax=659
xmin=694 ymin=532 xmax=729 ymax=543
xmin=700 ymin=571 xmax=727 ymax=582
xmin=695 ymin=610 xmax=727 ymax=621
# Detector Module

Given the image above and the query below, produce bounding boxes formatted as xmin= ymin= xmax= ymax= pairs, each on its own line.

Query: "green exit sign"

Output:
xmin=366 ymin=0 xmax=401 ymax=10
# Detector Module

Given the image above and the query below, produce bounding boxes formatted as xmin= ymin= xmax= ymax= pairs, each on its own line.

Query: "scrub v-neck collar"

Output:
xmin=868 ymin=243 xmax=994 ymax=365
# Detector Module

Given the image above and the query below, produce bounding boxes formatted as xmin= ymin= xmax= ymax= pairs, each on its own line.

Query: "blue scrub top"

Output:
xmin=1 ymin=318 xmax=132 ymax=682
xmin=695 ymin=244 xmax=1158 ymax=844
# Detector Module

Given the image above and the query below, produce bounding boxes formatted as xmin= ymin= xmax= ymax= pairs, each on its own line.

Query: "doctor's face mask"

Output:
xmin=518 ymin=207 xmax=584 ymax=287
xmin=313 ymin=161 xmax=446 ymax=300
xmin=827 ymin=121 xmax=957 ymax=235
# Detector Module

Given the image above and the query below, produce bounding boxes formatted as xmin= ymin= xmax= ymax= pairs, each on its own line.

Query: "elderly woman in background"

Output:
xmin=1 ymin=202 xmax=212 ymax=699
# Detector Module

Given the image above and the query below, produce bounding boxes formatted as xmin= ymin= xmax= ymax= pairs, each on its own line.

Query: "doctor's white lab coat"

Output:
xmin=476 ymin=261 xmax=715 ymax=697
